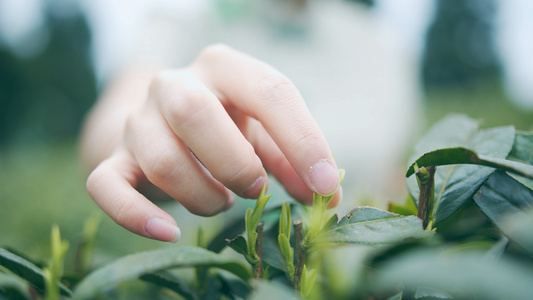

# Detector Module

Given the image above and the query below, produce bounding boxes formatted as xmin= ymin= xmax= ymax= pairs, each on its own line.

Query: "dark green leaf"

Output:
xmin=508 ymin=131 xmax=533 ymax=190
xmin=261 ymin=225 xmax=287 ymax=272
xmin=0 ymin=272 xmax=32 ymax=300
xmin=207 ymin=216 xmax=246 ymax=253
xmin=326 ymin=207 xmax=433 ymax=245
xmin=0 ymin=248 xmax=72 ymax=296
xmin=373 ymin=248 xmax=533 ymax=299
xmin=226 ymin=236 xmax=248 ymax=256
xmin=140 ymin=271 xmax=196 ymax=300
xmin=406 ymin=148 xmax=533 ymax=179
xmin=73 ymin=246 xmax=252 ymax=300
xmin=406 ymin=114 xmax=515 ymax=223
xmin=218 ymin=273 xmax=251 ymax=299
xmin=473 ymin=171 xmax=533 ymax=255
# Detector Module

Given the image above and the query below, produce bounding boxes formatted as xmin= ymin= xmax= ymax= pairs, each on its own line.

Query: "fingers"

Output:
xmin=148 ymin=70 xmax=268 ymax=199
xmin=193 ymin=44 xmax=340 ymax=197
xmin=125 ymin=101 xmax=234 ymax=216
xmin=247 ymin=118 xmax=342 ymax=207
xmin=86 ymin=150 xmax=181 ymax=242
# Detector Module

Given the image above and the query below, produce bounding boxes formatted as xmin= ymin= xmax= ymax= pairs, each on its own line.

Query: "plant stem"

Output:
xmin=254 ymin=222 xmax=264 ymax=279
xmin=293 ymin=220 xmax=305 ymax=293
xmin=416 ymin=165 xmax=436 ymax=229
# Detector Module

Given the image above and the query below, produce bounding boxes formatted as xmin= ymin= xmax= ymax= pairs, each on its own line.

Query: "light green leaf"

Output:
xmin=278 ymin=234 xmax=293 ymax=263
xmin=373 ymin=248 xmax=533 ymax=299
xmin=72 ymin=246 xmax=252 ymax=300
xmin=473 ymin=171 xmax=533 ymax=255
xmin=388 ymin=196 xmax=418 ymax=216
xmin=249 ymin=280 xmax=301 ymax=300
xmin=251 ymin=195 xmax=271 ymax=230
xmin=500 ymin=208 xmax=533 ymax=256
xmin=326 ymin=207 xmax=433 ymax=245
xmin=0 ymin=248 xmax=71 ymax=297
xmin=279 ymin=202 xmax=291 ymax=238
xmin=406 ymin=114 xmax=515 ymax=223
xmin=300 ymin=265 xmax=317 ymax=298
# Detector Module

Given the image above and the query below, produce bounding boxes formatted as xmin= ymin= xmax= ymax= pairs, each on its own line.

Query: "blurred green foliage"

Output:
xmin=422 ymin=0 xmax=500 ymax=91
xmin=0 ymin=5 xmax=96 ymax=147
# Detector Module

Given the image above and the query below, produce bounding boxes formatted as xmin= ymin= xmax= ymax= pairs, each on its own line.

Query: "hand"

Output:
xmin=85 ymin=45 xmax=341 ymax=242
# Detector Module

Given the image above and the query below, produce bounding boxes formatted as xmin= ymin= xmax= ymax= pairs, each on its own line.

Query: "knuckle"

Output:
xmin=86 ymin=167 xmax=103 ymax=197
xmin=143 ymin=149 xmax=178 ymax=185
xmin=188 ymin=202 xmax=225 ymax=217
xmin=219 ymin=153 xmax=262 ymax=190
xmin=114 ymin=197 xmax=134 ymax=228
xmin=149 ymin=70 xmax=175 ymax=99
xmin=196 ymin=43 xmax=233 ymax=62
xmin=168 ymin=88 xmax=211 ymax=128
xmin=291 ymin=128 xmax=322 ymax=149
xmin=256 ymin=74 xmax=297 ymax=105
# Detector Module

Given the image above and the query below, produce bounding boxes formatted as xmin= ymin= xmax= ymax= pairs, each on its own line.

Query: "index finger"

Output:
xmin=192 ymin=44 xmax=339 ymax=196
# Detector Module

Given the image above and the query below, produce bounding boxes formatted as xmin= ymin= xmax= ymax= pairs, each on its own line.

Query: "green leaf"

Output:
xmin=72 ymin=246 xmax=252 ymax=300
xmin=251 ymin=195 xmax=271 ymax=230
xmin=406 ymin=114 xmax=515 ymax=223
xmin=279 ymin=202 xmax=291 ymax=238
xmin=0 ymin=272 xmax=32 ymax=300
xmin=300 ymin=265 xmax=317 ymax=298
xmin=388 ymin=196 xmax=418 ymax=216
xmin=473 ymin=172 xmax=533 ymax=255
xmin=140 ymin=271 xmax=196 ymax=300
xmin=406 ymin=147 xmax=533 ymax=179
xmin=0 ymin=248 xmax=71 ymax=297
xmin=507 ymin=131 xmax=533 ymax=190
xmin=261 ymin=227 xmax=287 ymax=272
xmin=500 ymin=208 xmax=533 ymax=256
xmin=326 ymin=207 xmax=433 ymax=245
xmin=249 ymin=280 xmax=301 ymax=300
xmin=373 ymin=248 xmax=533 ymax=299
xmin=226 ymin=236 xmax=248 ymax=256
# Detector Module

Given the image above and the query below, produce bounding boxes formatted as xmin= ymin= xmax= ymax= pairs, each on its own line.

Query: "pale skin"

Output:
xmin=81 ymin=44 xmax=341 ymax=243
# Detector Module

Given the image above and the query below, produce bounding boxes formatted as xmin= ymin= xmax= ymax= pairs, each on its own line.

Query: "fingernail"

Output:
xmin=309 ymin=160 xmax=339 ymax=196
xmin=242 ymin=176 xmax=267 ymax=199
xmin=145 ymin=218 xmax=181 ymax=243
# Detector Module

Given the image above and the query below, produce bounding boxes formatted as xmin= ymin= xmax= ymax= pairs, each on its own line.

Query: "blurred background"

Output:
xmin=1 ymin=0 xmax=533 ymax=263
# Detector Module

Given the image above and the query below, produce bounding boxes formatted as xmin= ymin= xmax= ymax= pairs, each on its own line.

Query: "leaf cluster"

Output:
xmin=1 ymin=113 xmax=533 ymax=300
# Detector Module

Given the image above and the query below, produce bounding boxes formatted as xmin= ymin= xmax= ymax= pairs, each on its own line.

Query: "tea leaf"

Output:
xmin=507 ymin=131 xmax=533 ymax=190
xmin=406 ymin=114 xmax=515 ymax=223
xmin=373 ymin=248 xmax=533 ymax=299
xmin=0 ymin=248 xmax=72 ymax=297
xmin=249 ymin=280 xmax=301 ymax=300
xmin=227 ymin=235 xmax=248 ymax=255
xmin=388 ymin=196 xmax=417 ymax=216
xmin=406 ymin=147 xmax=533 ymax=180
xmin=326 ymin=207 xmax=433 ymax=245
xmin=140 ymin=271 xmax=196 ymax=300
xmin=0 ymin=272 xmax=32 ymax=300
xmin=500 ymin=208 xmax=533 ymax=256
xmin=72 ymin=246 xmax=252 ymax=299
xmin=474 ymin=171 xmax=533 ymax=255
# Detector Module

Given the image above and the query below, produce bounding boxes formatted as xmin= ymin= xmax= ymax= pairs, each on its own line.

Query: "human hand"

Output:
xmin=86 ymin=45 xmax=341 ymax=242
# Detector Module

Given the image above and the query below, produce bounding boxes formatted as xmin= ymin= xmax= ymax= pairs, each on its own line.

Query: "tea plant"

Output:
xmin=1 ymin=113 xmax=533 ymax=299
